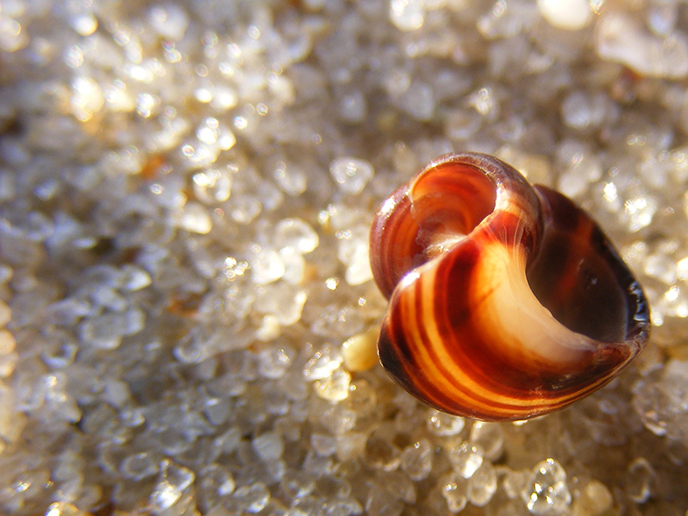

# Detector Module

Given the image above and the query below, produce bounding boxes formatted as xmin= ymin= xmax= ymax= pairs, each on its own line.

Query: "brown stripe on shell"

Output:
xmin=370 ymin=152 xmax=650 ymax=421
xmin=369 ymin=186 xmax=423 ymax=299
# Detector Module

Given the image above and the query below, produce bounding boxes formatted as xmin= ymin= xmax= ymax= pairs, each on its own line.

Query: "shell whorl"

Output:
xmin=370 ymin=152 xmax=650 ymax=421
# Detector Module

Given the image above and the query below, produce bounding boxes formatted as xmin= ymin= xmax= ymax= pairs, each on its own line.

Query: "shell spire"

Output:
xmin=370 ymin=152 xmax=650 ymax=421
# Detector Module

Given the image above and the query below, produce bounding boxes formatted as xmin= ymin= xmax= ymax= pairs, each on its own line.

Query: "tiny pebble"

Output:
xmin=342 ymin=328 xmax=379 ymax=372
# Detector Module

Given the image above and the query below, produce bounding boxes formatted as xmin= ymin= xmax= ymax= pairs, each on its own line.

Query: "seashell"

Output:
xmin=370 ymin=152 xmax=650 ymax=421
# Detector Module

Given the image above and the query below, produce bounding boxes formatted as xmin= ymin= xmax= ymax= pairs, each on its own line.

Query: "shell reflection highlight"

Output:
xmin=370 ymin=152 xmax=650 ymax=421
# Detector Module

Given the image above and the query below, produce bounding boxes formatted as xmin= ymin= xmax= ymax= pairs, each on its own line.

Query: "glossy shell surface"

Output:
xmin=370 ymin=152 xmax=650 ymax=421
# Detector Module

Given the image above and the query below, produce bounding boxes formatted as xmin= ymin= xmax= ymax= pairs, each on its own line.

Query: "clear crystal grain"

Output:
xmin=272 ymin=160 xmax=307 ymax=196
xmin=303 ymin=345 xmax=343 ymax=381
xmin=149 ymin=460 xmax=195 ymax=512
xmin=313 ymin=368 xmax=351 ymax=402
xmin=200 ymin=464 xmax=235 ymax=510
xmin=441 ymin=472 xmax=468 ymax=513
xmin=252 ymin=431 xmax=284 ymax=462
xmin=470 ymin=422 xmax=504 ymax=461
xmin=257 ymin=344 xmax=295 ymax=379
xmin=251 ymin=248 xmax=285 ymax=285
xmin=521 ymin=459 xmax=572 ymax=516
xmin=329 ymin=158 xmax=374 ymax=195
xmin=120 ymin=453 xmax=158 ymax=481
xmin=449 ymin=442 xmax=484 ymax=479
xmin=274 ymin=218 xmax=319 ymax=254
xmin=179 ymin=202 xmax=212 ymax=234
xmin=364 ymin=434 xmax=401 ymax=471
xmin=400 ymin=439 xmax=433 ymax=481
xmin=468 ymin=461 xmax=497 ymax=507
xmin=193 ymin=167 xmax=233 ymax=204
xmin=427 ymin=410 xmax=465 ymax=436
xmin=233 ymin=482 xmax=270 ymax=513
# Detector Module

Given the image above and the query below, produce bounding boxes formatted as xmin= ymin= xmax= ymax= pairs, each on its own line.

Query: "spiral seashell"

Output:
xmin=370 ymin=152 xmax=650 ymax=421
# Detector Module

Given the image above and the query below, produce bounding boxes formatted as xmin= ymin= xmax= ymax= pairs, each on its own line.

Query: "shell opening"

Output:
xmin=411 ymin=163 xmax=497 ymax=262
xmin=527 ymin=227 xmax=627 ymax=342
xmin=525 ymin=186 xmax=640 ymax=344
